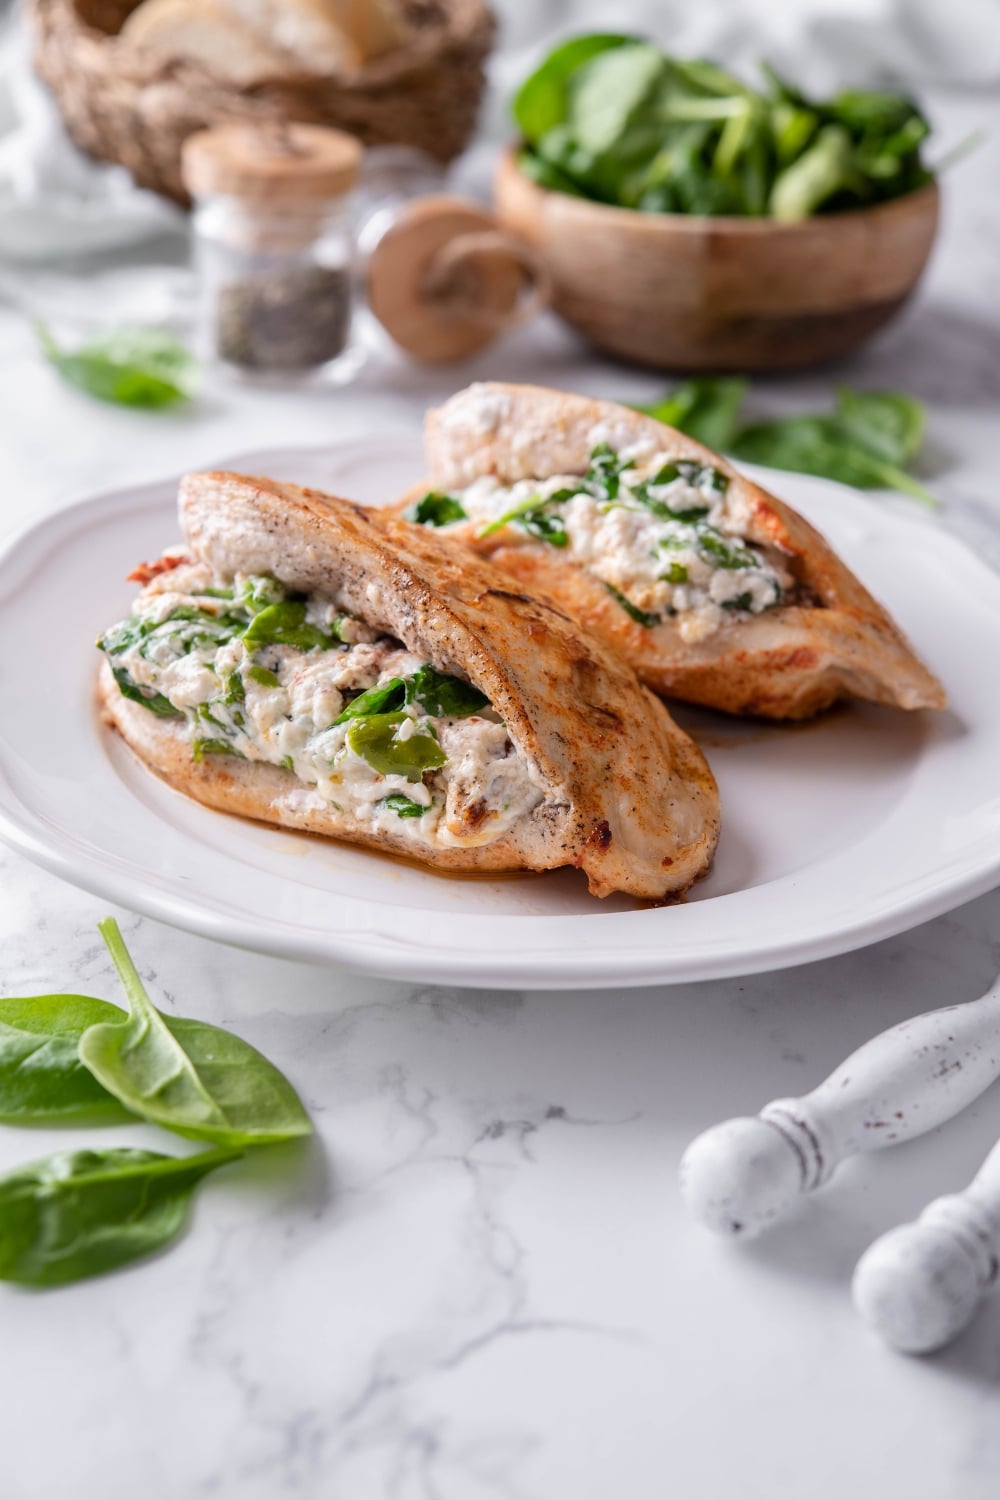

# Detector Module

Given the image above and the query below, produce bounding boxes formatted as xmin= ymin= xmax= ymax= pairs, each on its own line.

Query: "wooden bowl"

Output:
xmin=494 ymin=147 xmax=940 ymax=372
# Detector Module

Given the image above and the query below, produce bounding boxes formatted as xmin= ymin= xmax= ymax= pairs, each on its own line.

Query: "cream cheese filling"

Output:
xmin=417 ymin=443 xmax=793 ymax=645
xmin=100 ymin=564 xmax=545 ymax=849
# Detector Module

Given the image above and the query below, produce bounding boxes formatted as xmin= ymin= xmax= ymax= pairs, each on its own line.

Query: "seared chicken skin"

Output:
xmin=97 ymin=471 xmax=720 ymax=901
xmin=398 ymin=383 xmax=946 ymax=720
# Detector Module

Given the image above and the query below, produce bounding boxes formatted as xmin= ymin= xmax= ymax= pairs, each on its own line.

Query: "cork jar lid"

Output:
xmin=182 ymin=123 xmax=363 ymax=205
xmin=366 ymin=196 xmax=550 ymax=363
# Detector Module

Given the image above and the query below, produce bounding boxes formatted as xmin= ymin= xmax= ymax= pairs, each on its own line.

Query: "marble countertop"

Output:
xmin=0 ymin=86 xmax=999 ymax=1500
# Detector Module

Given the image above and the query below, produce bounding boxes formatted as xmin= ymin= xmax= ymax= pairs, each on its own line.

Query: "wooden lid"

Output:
xmin=182 ymin=123 xmax=362 ymax=204
xmin=366 ymin=195 xmax=549 ymax=363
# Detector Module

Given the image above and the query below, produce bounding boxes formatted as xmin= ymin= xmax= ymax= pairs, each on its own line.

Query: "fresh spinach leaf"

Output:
xmin=0 ymin=995 xmax=131 ymax=1124
xmin=633 ymin=121 xmax=745 ymax=214
xmin=568 ymin=43 xmax=666 ymax=156
xmin=78 ymin=919 xmax=313 ymax=1149
xmin=517 ymin=148 xmax=590 ymax=196
xmin=514 ymin=33 xmax=638 ymax=142
xmin=827 ymin=88 xmax=926 ymax=137
xmin=633 ymin=377 xmax=747 ymax=451
xmin=0 ymin=1145 xmax=240 ymax=1287
xmin=730 ymin=414 xmax=936 ymax=505
xmin=334 ymin=678 xmax=408 ymax=724
xmin=728 ymin=414 xmax=873 ymax=480
xmin=769 ymin=123 xmax=866 ymax=219
xmin=241 ymin=602 xmax=337 ymax=653
xmin=110 ymin=666 xmax=183 ymax=718
xmin=36 ymin=324 xmax=198 ymax=410
xmin=834 ymin=387 xmax=925 ymax=466
xmin=406 ymin=665 xmax=489 ymax=719
xmin=670 ymin=57 xmax=752 ymax=100
xmin=760 ymin=61 xmax=810 ymax=108
xmin=407 ymin=491 xmax=468 ymax=527
xmin=771 ymin=102 xmax=819 ymax=165
xmin=380 ymin=793 xmax=429 ymax=819
xmin=345 ymin=714 xmax=447 ymax=782
xmin=511 ymin=39 xmax=938 ymax=218
xmin=711 ymin=98 xmax=770 ymax=213
xmin=604 ymin=583 xmax=662 ymax=628
xmin=630 ymin=377 xmax=935 ymax=505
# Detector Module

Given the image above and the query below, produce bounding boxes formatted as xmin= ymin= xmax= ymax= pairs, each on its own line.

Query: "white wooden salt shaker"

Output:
xmin=680 ymin=975 xmax=1000 ymax=1239
xmin=853 ymin=1138 xmax=1000 ymax=1353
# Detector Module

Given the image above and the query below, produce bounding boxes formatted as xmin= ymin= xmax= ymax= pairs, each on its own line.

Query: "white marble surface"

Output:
xmin=0 ymin=82 xmax=999 ymax=1500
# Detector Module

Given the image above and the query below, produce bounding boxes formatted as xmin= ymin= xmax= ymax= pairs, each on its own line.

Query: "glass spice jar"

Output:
xmin=182 ymin=123 xmax=365 ymax=385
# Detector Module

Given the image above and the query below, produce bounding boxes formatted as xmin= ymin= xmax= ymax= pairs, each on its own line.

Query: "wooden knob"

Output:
xmin=365 ymin=195 xmax=549 ymax=363
xmin=681 ymin=974 xmax=1000 ymax=1239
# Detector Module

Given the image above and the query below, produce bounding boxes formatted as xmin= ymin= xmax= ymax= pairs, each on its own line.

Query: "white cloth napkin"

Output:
xmin=0 ymin=7 xmax=179 ymax=263
xmin=490 ymin=0 xmax=1000 ymax=95
xmin=1 ymin=0 xmax=996 ymax=265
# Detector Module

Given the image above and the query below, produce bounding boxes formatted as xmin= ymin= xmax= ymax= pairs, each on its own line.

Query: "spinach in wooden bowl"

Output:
xmin=514 ymin=36 xmax=935 ymax=219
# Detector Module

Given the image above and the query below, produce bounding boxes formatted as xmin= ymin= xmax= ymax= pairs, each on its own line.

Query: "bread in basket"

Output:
xmin=27 ymin=0 xmax=496 ymax=204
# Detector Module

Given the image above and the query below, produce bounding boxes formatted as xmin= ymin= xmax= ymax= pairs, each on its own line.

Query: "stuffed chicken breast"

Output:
xmin=400 ymin=383 xmax=946 ymax=720
xmin=97 ymin=471 xmax=720 ymax=900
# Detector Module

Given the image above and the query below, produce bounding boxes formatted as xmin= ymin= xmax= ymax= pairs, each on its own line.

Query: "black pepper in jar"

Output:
xmin=217 ymin=264 xmax=351 ymax=372
xmin=182 ymin=123 xmax=363 ymax=387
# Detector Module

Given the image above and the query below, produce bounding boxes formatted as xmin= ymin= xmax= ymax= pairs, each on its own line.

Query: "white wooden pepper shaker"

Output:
xmin=680 ymin=976 xmax=1000 ymax=1238
xmin=853 ymin=1138 xmax=1000 ymax=1353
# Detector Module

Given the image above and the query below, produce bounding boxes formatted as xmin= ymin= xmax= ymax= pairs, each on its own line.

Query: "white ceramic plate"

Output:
xmin=0 ymin=437 xmax=997 ymax=989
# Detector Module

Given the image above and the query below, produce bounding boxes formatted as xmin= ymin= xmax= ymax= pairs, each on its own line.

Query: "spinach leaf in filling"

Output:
xmin=110 ymin=666 xmax=183 ymax=718
xmin=407 ymin=665 xmax=489 ymax=718
xmin=478 ymin=494 xmax=570 ymax=547
xmin=586 ymin=442 xmax=627 ymax=499
xmin=336 ymin=666 xmax=489 ymax=725
xmin=345 ymin=715 xmax=447 ymax=783
xmin=241 ymin=602 xmax=341 ymax=653
xmin=334 ymin=678 xmax=408 ymax=724
xmin=603 ymin=584 xmax=663 ymax=628
xmin=380 ymin=793 xmax=430 ymax=819
xmin=408 ymin=491 xmax=468 ymax=526
xmin=192 ymin=738 xmax=245 ymax=763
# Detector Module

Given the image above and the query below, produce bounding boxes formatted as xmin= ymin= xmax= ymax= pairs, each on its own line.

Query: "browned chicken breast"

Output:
xmin=97 ymin=471 xmax=720 ymax=900
xmin=397 ymin=383 xmax=946 ymax=720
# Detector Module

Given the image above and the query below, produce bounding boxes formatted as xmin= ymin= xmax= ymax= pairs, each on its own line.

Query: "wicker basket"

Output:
xmin=27 ymin=0 xmax=496 ymax=205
